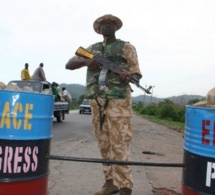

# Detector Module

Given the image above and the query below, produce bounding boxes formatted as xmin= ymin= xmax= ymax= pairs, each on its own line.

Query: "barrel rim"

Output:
xmin=0 ymin=172 xmax=49 ymax=183
xmin=186 ymin=105 xmax=215 ymax=111
xmin=0 ymin=89 xmax=54 ymax=98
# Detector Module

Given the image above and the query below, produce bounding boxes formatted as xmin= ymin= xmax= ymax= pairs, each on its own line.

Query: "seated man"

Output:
xmin=62 ymin=87 xmax=72 ymax=104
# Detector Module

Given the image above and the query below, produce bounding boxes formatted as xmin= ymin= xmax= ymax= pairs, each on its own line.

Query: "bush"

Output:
xmin=133 ymin=104 xmax=144 ymax=112
xmin=157 ymin=104 xmax=179 ymax=121
xmin=133 ymin=101 xmax=185 ymax=124
xmin=139 ymin=105 xmax=158 ymax=116
xmin=146 ymin=107 xmax=157 ymax=116
xmin=70 ymin=98 xmax=79 ymax=109
xmin=177 ymin=107 xmax=185 ymax=123
xmin=140 ymin=107 xmax=147 ymax=115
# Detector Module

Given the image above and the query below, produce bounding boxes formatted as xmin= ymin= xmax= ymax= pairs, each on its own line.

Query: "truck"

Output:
xmin=8 ymin=80 xmax=69 ymax=122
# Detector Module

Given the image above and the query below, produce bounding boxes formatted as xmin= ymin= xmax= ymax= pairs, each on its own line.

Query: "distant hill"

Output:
xmin=60 ymin=83 xmax=205 ymax=105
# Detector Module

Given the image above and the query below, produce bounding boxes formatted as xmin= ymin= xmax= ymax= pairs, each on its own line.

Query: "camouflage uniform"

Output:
xmin=87 ymin=38 xmax=142 ymax=189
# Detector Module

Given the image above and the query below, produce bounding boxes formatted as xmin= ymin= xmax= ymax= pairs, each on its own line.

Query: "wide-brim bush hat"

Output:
xmin=93 ymin=14 xmax=123 ymax=34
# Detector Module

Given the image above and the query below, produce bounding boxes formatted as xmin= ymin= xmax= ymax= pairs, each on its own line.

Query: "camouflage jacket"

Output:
xmin=86 ymin=39 xmax=130 ymax=99
xmin=86 ymin=37 xmax=142 ymax=117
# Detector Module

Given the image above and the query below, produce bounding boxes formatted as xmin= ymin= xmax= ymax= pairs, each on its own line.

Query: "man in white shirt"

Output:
xmin=62 ymin=87 xmax=72 ymax=104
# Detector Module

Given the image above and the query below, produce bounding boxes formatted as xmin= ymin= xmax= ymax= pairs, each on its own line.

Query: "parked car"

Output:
xmin=79 ymin=99 xmax=91 ymax=114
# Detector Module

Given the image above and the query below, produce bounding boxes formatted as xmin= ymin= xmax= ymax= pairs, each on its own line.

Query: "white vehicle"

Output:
xmin=79 ymin=99 xmax=91 ymax=114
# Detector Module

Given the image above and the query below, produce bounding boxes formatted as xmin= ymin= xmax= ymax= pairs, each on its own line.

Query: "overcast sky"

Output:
xmin=1 ymin=0 xmax=215 ymax=98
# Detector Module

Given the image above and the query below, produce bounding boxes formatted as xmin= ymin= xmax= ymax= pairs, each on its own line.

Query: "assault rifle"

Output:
xmin=75 ymin=47 xmax=152 ymax=94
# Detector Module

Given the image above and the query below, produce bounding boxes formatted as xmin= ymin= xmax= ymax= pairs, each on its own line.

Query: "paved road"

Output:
xmin=48 ymin=111 xmax=184 ymax=195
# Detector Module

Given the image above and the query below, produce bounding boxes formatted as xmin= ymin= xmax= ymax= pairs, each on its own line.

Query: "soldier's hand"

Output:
xmin=86 ymin=59 xmax=100 ymax=70
xmin=119 ymin=71 xmax=130 ymax=84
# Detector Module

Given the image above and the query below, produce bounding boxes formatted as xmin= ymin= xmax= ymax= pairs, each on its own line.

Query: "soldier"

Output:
xmin=65 ymin=14 xmax=142 ymax=195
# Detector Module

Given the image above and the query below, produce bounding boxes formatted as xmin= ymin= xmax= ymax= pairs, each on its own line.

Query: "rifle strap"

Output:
xmin=95 ymin=97 xmax=109 ymax=130
xmin=98 ymin=45 xmax=108 ymax=91
xmin=98 ymin=67 xmax=109 ymax=91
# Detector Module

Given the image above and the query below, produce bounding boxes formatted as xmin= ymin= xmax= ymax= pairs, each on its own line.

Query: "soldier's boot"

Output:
xmin=94 ymin=179 xmax=119 ymax=195
xmin=119 ymin=188 xmax=132 ymax=195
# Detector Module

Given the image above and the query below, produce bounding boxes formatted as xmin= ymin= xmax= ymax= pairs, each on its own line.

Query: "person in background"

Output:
xmin=62 ymin=87 xmax=72 ymax=114
xmin=65 ymin=14 xmax=142 ymax=195
xmin=62 ymin=87 xmax=72 ymax=104
xmin=21 ymin=63 xmax=31 ymax=80
xmin=32 ymin=63 xmax=46 ymax=81
xmin=55 ymin=83 xmax=62 ymax=99
xmin=51 ymin=82 xmax=61 ymax=101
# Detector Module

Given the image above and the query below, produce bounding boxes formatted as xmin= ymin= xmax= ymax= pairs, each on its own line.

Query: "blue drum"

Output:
xmin=0 ymin=90 xmax=54 ymax=195
xmin=182 ymin=105 xmax=215 ymax=195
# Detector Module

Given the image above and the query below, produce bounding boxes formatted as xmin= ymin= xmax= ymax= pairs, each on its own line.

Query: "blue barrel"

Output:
xmin=0 ymin=90 xmax=54 ymax=195
xmin=182 ymin=105 xmax=215 ymax=195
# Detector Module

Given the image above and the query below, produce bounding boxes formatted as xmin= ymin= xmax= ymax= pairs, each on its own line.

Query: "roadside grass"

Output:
xmin=135 ymin=112 xmax=185 ymax=133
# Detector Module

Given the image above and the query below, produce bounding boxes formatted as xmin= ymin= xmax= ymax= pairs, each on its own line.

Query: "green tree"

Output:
xmin=70 ymin=98 xmax=79 ymax=110
xmin=157 ymin=104 xmax=179 ymax=121
xmin=177 ymin=107 xmax=185 ymax=122
xmin=78 ymin=95 xmax=87 ymax=104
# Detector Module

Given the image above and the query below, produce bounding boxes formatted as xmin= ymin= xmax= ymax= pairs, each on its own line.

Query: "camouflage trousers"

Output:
xmin=92 ymin=114 xmax=134 ymax=189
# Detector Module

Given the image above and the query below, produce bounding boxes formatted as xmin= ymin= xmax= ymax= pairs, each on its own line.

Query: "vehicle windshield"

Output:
xmin=9 ymin=81 xmax=42 ymax=92
xmin=82 ymin=100 xmax=90 ymax=105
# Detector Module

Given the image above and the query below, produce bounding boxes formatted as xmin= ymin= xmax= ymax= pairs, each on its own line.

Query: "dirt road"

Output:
xmin=49 ymin=112 xmax=184 ymax=194
xmin=131 ymin=114 xmax=184 ymax=194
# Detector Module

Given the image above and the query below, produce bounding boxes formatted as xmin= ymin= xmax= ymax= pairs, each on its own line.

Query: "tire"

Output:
xmin=79 ymin=110 xmax=82 ymax=114
xmin=62 ymin=111 xmax=65 ymax=120
xmin=56 ymin=111 xmax=63 ymax=122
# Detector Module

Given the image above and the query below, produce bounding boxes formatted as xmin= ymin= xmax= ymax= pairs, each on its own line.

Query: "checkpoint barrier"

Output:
xmin=0 ymin=90 xmax=54 ymax=195
xmin=3 ymin=89 xmax=213 ymax=194
xmin=182 ymin=106 xmax=215 ymax=195
xmin=48 ymin=105 xmax=215 ymax=194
